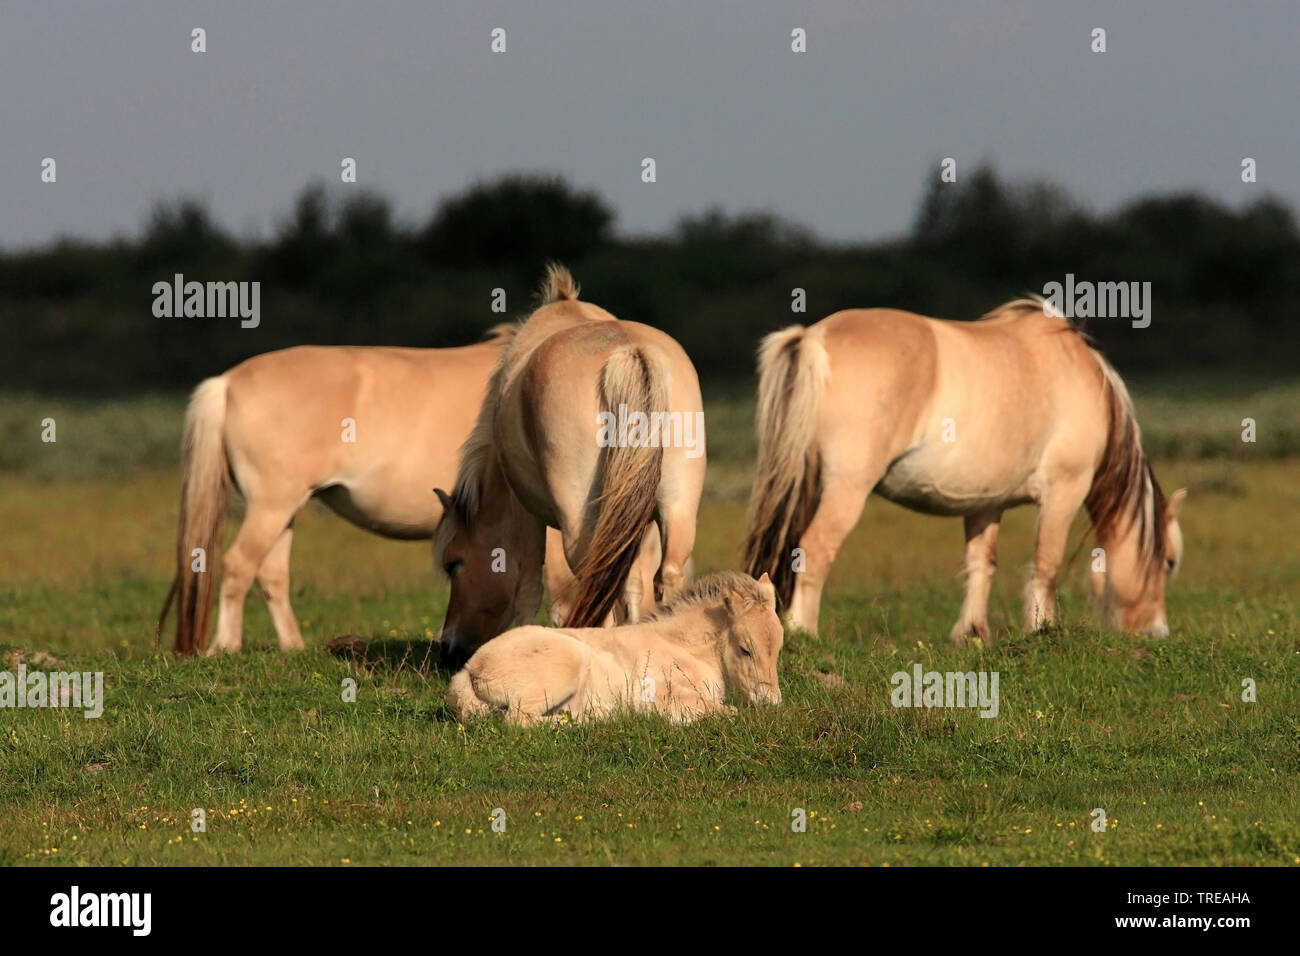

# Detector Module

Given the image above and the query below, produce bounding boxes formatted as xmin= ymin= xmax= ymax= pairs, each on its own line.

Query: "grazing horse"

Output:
xmin=448 ymin=571 xmax=782 ymax=725
xmin=743 ymin=299 xmax=1186 ymax=642
xmin=435 ymin=265 xmax=707 ymax=669
xmin=161 ymin=332 xmax=521 ymax=654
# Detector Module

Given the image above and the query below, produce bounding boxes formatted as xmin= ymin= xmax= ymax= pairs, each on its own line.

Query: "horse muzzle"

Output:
xmin=438 ymin=635 xmax=470 ymax=671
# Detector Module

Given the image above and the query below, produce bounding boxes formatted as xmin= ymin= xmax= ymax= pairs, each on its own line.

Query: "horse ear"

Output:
xmin=434 ymin=488 xmax=453 ymax=511
xmin=1166 ymin=487 xmax=1187 ymax=520
xmin=756 ymin=572 xmax=776 ymax=608
xmin=722 ymin=593 xmax=736 ymax=616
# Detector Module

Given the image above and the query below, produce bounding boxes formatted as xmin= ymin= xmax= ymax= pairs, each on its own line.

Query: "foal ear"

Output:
xmin=434 ymin=488 xmax=454 ymax=512
xmin=1166 ymin=487 xmax=1187 ymax=520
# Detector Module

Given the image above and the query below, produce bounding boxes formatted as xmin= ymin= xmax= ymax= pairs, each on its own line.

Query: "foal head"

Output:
xmin=714 ymin=572 xmax=784 ymax=706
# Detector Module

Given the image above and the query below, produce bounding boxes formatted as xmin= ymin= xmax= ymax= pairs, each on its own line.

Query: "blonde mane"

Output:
xmin=646 ymin=571 xmax=767 ymax=622
xmin=538 ymin=262 xmax=579 ymax=304
xmin=975 ymin=295 xmax=1060 ymax=323
xmin=435 ymin=266 xmax=581 ymax=557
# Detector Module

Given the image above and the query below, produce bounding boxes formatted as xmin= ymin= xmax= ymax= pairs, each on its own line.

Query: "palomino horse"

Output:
xmin=160 ymin=333 xmax=518 ymax=654
xmin=448 ymin=571 xmax=782 ymax=725
xmin=744 ymin=299 xmax=1186 ymax=642
xmin=435 ymin=265 xmax=707 ymax=669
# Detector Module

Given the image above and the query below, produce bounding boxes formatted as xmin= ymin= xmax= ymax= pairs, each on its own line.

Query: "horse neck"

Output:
xmin=491 ymin=450 xmax=540 ymax=527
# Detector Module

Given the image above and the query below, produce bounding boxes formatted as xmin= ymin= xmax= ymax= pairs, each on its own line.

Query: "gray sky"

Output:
xmin=2 ymin=0 xmax=1296 ymax=249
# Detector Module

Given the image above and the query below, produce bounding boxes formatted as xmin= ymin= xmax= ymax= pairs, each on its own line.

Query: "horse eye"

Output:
xmin=1165 ymin=558 xmax=1176 ymax=572
xmin=739 ymin=646 xmax=752 ymax=657
xmin=444 ymin=558 xmax=464 ymax=576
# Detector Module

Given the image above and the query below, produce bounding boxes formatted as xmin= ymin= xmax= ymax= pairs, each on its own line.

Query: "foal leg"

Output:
xmin=950 ymin=510 xmax=1002 ymax=645
xmin=257 ymin=525 xmax=306 ymax=652
xmin=788 ymin=474 xmax=872 ymax=637
xmin=1024 ymin=478 xmax=1090 ymax=631
xmin=209 ymin=500 xmax=299 ymax=655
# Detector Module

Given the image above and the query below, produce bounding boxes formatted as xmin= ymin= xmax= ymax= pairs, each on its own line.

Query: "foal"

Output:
xmin=448 ymin=572 xmax=782 ymax=725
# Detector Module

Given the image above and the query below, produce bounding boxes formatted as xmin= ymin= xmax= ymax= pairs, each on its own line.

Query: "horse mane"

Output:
xmin=1083 ymin=348 xmax=1168 ymax=581
xmin=484 ymin=322 xmax=520 ymax=344
xmin=435 ymin=336 xmax=515 ymax=556
xmin=974 ymin=296 xmax=1057 ymax=323
xmin=436 ymin=265 xmax=579 ymax=553
xmin=538 ymin=262 xmax=579 ymax=304
xmin=977 ymin=296 xmax=1168 ymax=582
xmin=645 ymin=571 xmax=768 ymax=622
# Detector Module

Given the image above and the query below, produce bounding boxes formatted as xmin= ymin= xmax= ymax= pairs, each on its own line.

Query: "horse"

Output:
xmin=434 ymin=265 xmax=707 ymax=670
xmin=743 ymin=299 xmax=1186 ymax=642
xmin=447 ymin=571 xmax=782 ymax=725
xmin=160 ymin=331 xmax=520 ymax=654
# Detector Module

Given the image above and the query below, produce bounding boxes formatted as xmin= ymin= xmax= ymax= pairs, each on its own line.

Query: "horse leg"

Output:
xmin=619 ymin=524 xmax=660 ymax=622
xmin=543 ymin=527 xmax=574 ymax=626
xmin=209 ymin=500 xmax=298 ymax=655
xmin=950 ymin=510 xmax=1002 ymax=645
xmin=257 ymin=524 xmax=306 ymax=652
xmin=655 ymin=506 xmax=697 ymax=608
xmin=788 ymin=473 xmax=873 ymax=637
xmin=1024 ymin=478 xmax=1090 ymax=631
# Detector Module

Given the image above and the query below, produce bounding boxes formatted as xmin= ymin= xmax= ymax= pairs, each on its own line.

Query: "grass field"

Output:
xmin=1 ymin=381 xmax=1298 ymax=866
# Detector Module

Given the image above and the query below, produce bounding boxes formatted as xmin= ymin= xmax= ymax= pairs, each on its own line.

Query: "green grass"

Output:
xmin=0 ymin=382 xmax=1298 ymax=865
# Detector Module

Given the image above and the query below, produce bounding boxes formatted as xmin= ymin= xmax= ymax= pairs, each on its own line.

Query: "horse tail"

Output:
xmin=742 ymin=324 xmax=829 ymax=607
xmin=563 ymin=344 xmax=669 ymax=628
xmin=448 ymin=669 xmax=494 ymax=721
xmin=158 ymin=376 xmax=230 ymax=655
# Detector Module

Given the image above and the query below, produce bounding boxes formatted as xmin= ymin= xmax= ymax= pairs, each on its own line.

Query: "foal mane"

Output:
xmin=979 ymin=297 xmax=1169 ymax=583
xmin=645 ymin=571 xmax=767 ymax=622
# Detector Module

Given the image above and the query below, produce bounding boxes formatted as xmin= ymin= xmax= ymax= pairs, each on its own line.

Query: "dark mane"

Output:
xmin=1083 ymin=363 xmax=1168 ymax=580
xmin=977 ymin=297 xmax=1167 ymax=580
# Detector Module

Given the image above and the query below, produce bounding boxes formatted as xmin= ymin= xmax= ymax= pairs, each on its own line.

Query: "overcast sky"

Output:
xmin=2 ymin=0 xmax=1296 ymax=250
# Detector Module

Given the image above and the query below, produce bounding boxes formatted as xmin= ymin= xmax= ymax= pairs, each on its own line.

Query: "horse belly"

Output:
xmin=315 ymin=480 xmax=440 ymax=540
xmin=875 ymin=446 xmax=1034 ymax=516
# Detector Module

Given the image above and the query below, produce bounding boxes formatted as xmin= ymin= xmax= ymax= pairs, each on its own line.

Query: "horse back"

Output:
xmin=220 ymin=342 xmax=501 ymax=532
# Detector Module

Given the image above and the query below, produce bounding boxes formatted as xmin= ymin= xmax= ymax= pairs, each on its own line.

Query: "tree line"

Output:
xmin=2 ymin=167 xmax=1296 ymax=394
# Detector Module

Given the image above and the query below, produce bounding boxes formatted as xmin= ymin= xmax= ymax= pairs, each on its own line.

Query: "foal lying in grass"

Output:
xmin=448 ymin=571 xmax=782 ymax=725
